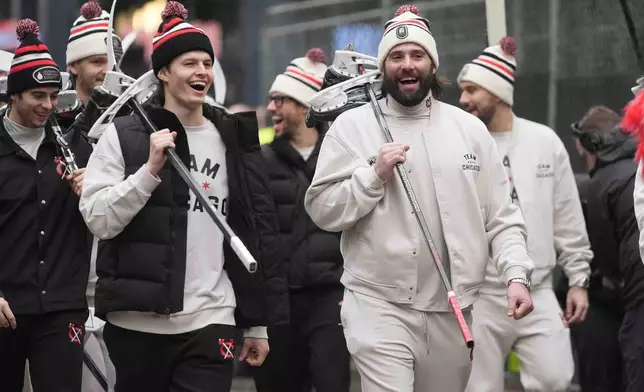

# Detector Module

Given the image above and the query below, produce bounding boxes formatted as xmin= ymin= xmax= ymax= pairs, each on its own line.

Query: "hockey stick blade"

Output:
xmin=308 ymin=71 xmax=382 ymax=115
xmin=88 ymin=70 xmax=158 ymax=139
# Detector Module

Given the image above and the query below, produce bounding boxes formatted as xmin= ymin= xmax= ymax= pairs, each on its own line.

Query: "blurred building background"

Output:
xmin=1 ymin=0 xmax=643 ymax=172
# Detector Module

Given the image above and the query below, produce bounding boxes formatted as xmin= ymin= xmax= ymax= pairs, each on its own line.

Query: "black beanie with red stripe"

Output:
xmin=151 ymin=1 xmax=214 ymax=76
xmin=7 ymin=19 xmax=61 ymax=95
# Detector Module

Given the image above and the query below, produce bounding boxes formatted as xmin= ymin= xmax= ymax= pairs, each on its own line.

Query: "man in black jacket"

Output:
xmin=254 ymin=48 xmax=350 ymax=392
xmin=78 ymin=2 xmax=282 ymax=392
xmin=0 ymin=19 xmax=92 ymax=392
xmin=572 ymin=105 xmax=644 ymax=392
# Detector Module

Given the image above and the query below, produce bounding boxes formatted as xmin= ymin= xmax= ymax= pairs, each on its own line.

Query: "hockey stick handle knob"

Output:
xmin=230 ymin=236 xmax=258 ymax=273
xmin=447 ymin=291 xmax=475 ymax=359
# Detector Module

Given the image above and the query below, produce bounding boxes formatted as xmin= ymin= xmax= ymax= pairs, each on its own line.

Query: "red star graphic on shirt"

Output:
xmin=202 ymin=181 xmax=210 ymax=190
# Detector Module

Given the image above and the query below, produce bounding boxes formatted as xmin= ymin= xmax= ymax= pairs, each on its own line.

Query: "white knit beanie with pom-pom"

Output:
xmin=377 ymin=4 xmax=439 ymax=71
xmin=269 ymin=48 xmax=327 ymax=107
xmin=66 ymin=1 xmax=123 ymax=65
xmin=457 ymin=36 xmax=518 ymax=106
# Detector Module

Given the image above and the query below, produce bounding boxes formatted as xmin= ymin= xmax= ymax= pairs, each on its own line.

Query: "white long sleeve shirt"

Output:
xmin=79 ymin=120 xmax=266 ymax=338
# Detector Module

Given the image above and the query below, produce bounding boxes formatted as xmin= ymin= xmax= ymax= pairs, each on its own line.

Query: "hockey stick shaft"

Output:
xmin=128 ymin=99 xmax=258 ymax=274
xmin=364 ymin=85 xmax=474 ymax=355
xmin=83 ymin=350 xmax=109 ymax=391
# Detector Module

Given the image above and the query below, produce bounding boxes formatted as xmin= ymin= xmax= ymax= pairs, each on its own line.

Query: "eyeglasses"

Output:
xmin=268 ymin=95 xmax=288 ymax=108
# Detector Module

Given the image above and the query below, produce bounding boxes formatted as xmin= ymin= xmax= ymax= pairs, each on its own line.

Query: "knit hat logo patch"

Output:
xmin=396 ymin=26 xmax=408 ymax=39
xmin=458 ymin=64 xmax=470 ymax=81
xmin=33 ymin=66 xmax=61 ymax=84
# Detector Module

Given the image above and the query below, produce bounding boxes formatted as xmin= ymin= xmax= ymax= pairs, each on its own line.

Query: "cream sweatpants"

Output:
xmin=465 ymin=288 xmax=574 ymax=392
xmin=340 ymin=288 xmax=473 ymax=392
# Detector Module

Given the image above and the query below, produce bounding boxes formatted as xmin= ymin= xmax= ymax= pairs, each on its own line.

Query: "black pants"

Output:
xmin=254 ymin=287 xmax=351 ymax=392
xmin=104 ymin=322 xmax=237 ymax=392
xmin=619 ymin=302 xmax=644 ymax=392
xmin=0 ymin=309 xmax=88 ymax=392
xmin=570 ymin=302 xmax=624 ymax=391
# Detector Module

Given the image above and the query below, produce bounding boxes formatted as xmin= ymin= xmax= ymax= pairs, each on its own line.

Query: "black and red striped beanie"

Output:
xmin=7 ymin=19 xmax=61 ymax=95
xmin=151 ymin=1 xmax=214 ymax=76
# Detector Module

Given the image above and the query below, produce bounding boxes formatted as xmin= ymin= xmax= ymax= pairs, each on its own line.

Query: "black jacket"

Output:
xmin=585 ymin=132 xmax=644 ymax=311
xmin=0 ymin=112 xmax=92 ymax=315
xmin=95 ymin=104 xmax=288 ymax=328
xmin=262 ymin=132 xmax=344 ymax=293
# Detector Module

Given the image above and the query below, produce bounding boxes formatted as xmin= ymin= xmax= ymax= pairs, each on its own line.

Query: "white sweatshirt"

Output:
xmin=79 ymin=119 xmax=266 ymax=338
xmin=481 ymin=116 xmax=592 ymax=295
xmin=305 ymin=95 xmax=534 ymax=309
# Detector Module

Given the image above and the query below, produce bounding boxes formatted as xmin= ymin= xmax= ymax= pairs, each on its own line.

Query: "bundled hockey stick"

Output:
xmin=92 ymin=70 xmax=258 ymax=273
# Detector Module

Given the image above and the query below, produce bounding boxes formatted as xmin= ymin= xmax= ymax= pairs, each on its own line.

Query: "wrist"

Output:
xmin=569 ymin=275 xmax=590 ymax=289
xmin=508 ymin=277 xmax=531 ymax=291
xmin=145 ymin=162 xmax=160 ymax=176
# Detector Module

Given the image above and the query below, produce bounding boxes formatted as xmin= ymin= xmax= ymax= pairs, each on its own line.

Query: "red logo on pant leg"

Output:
xmin=68 ymin=322 xmax=83 ymax=344
xmin=218 ymin=338 xmax=235 ymax=359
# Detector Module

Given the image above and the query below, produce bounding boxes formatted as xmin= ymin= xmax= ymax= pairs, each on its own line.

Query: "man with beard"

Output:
xmin=79 ymin=2 xmax=280 ymax=391
xmin=58 ymin=1 xmax=123 ymax=131
xmin=0 ymin=19 xmax=92 ymax=392
xmin=458 ymin=37 xmax=592 ymax=392
xmin=304 ymin=4 xmax=535 ymax=392
xmin=255 ymin=48 xmax=350 ymax=392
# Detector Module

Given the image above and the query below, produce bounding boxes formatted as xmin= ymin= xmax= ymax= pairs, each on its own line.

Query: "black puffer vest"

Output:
xmin=95 ymin=105 xmax=287 ymax=328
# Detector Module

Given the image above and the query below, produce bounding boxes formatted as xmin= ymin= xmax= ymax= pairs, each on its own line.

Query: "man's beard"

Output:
xmin=279 ymin=115 xmax=301 ymax=140
xmin=472 ymin=105 xmax=496 ymax=126
xmin=383 ymin=69 xmax=433 ymax=107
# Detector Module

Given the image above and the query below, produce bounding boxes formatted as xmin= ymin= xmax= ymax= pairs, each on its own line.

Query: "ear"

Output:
xmin=158 ymin=66 xmax=170 ymax=83
xmin=68 ymin=62 xmax=78 ymax=77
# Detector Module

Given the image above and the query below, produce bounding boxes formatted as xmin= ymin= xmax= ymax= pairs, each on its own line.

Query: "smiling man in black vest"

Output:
xmin=78 ymin=2 xmax=281 ymax=391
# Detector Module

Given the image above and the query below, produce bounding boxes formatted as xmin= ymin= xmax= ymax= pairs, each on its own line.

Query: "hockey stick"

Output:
xmin=363 ymin=82 xmax=475 ymax=359
xmin=83 ymin=352 xmax=108 ymax=392
xmin=92 ymin=70 xmax=258 ymax=274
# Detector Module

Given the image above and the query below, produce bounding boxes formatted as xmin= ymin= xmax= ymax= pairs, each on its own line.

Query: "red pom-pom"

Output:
xmin=499 ymin=36 xmax=517 ymax=57
xmin=621 ymin=91 xmax=644 ymax=162
xmin=394 ymin=4 xmax=419 ymax=18
xmin=16 ymin=19 xmax=39 ymax=41
xmin=306 ymin=48 xmax=326 ymax=64
xmin=80 ymin=1 xmax=103 ymax=19
xmin=162 ymin=1 xmax=188 ymax=20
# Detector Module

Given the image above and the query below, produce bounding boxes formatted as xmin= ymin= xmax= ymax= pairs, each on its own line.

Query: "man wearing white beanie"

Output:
xmin=255 ymin=48 xmax=351 ymax=392
xmin=64 ymin=3 xmax=123 ymax=391
xmin=65 ymin=1 xmax=123 ymax=110
xmin=305 ymin=4 xmax=535 ymax=392
xmin=458 ymin=37 xmax=593 ymax=392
